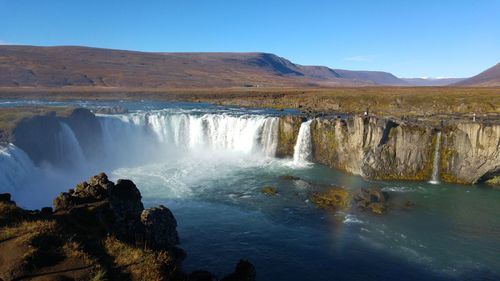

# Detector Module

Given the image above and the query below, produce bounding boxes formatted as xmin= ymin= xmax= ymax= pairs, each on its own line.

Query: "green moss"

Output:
xmin=438 ymin=129 xmax=467 ymax=183
xmin=310 ymin=119 xmax=339 ymax=168
xmin=261 ymin=186 xmax=278 ymax=195
xmin=485 ymin=176 xmax=500 ymax=186
xmin=310 ymin=187 xmax=350 ymax=210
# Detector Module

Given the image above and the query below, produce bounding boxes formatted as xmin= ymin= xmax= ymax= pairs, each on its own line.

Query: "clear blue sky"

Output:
xmin=1 ymin=0 xmax=498 ymax=78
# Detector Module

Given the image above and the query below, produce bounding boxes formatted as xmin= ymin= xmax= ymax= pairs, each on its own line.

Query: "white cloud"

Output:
xmin=0 ymin=40 xmax=12 ymax=45
xmin=344 ymin=55 xmax=372 ymax=62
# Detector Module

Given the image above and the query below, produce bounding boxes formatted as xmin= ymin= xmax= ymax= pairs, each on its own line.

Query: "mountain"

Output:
xmin=402 ymin=78 xmax=465 ymax=86
xmin=2 ymin=45 xmax=490 ymax=88
xmin=332 ymin=69 xmax=408 ymax=86
xmin=454 ymin=63 xmax=500 ymax=86
xmin=0 ymin=45 xmax=360 ymax=88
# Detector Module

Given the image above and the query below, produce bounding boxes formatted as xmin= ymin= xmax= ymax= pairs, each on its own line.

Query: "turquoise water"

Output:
xmin=119 ymin=159 xmax=500 ymax=281
xmin=1 ymin=100 xmax=499 ymax=280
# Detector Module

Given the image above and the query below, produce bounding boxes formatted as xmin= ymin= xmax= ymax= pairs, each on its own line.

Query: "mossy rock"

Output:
xmin=353 ymin=188 xmax=389 ymax=215
xmin=486 ymin=176 xmax=500 ymax=186
xmin=310 ymin=187 xmax=349 ymax=210
xmin=261 ymin=186 xmax=278 ymax=195
xmin=367 ymin=202 xmax=386 ymax=215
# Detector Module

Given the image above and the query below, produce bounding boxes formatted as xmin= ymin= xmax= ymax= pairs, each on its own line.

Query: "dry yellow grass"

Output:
xmin=0 ymin=86 xmax=497 ymax=117
xmin=104 ymin=236 xmax=177 ymax=281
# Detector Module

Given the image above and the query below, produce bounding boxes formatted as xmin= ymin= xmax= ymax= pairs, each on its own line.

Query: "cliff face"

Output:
xmin=440 ymin=123 xmax=500 ymax=183
xmin=276 ymin=116 xmax=303 ymax=157
xmin=279 ymin=115 xmax=499 ymax=184
xmin=10 ymin=108 xmax=101 ymax=167
xmin=310 ymin=116 xmax=434 ymax=181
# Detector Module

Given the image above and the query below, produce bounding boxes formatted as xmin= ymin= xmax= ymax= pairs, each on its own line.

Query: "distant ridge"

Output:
xmin=0 ymin=45 xmax=360 ymax=88
xmin=0 ymin=45 xmax=496 ymax=88
xmin=333 ymin=69 xmax=408 ymax=86
xmin=402 ymin=78 xmax=465 ymax=86
xmin=454 ymin=63 xmax=500 ymax=87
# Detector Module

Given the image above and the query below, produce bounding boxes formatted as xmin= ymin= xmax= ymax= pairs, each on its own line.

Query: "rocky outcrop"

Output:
xmin=309 ymin=186 xmax=390 ymax=215
xmin=353 ymin=188 xmax=389 ymax=215
xmin=1 ymin=173 xmax=255 ymax=281
xmin=53 ymin=173 xmax=178 ymax=248
xmin=276 ymin=115 xmax=303 ymax=157
xmin=310 ymin=187 xmax=350 ymax=210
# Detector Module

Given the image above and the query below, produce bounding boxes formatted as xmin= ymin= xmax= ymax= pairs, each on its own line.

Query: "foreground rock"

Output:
xmin=0 ymin=173 xmax=255 ymax=281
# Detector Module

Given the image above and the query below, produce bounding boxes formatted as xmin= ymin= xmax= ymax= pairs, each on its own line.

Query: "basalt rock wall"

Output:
xmin=278 ymin=114 xmax=500 ymax=184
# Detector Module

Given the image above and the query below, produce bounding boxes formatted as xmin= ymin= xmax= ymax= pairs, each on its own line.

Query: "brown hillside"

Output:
xmin=454 ymin=63 xmax=500 ymax=86
xmin=0 ymin=45 xmax=362 ymax=88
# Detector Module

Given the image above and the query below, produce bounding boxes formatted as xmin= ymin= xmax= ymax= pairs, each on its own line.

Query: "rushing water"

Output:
xmin=293 ymin=120 xmax=313 ymax=166
xmin=430 ymin=131 xmax=442 ymax=184
xmin=0 ymin=100 xmax=499 ymax=281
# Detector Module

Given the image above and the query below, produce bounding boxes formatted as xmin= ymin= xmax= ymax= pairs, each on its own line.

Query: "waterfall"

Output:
xmin=57 ymin=122 xmax=87 ymax=170
xmin=0 ymin=111 xmax=280 ymax=199
xmin=260 ymin=117 xmax=279 ymax=157
xmin=98 ymin=112 xmax=279 ymax=157
xmin=430 ymin=131 xmax=442 ymax=184
xmin=0 ymin=144 xmax=37 ymax=192
xmin=293 ymin=120 xmax=313 ymax=166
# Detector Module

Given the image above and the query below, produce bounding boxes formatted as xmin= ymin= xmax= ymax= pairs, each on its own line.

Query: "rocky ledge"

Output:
xmin=0 ymin=173 xmax=255 ymax=281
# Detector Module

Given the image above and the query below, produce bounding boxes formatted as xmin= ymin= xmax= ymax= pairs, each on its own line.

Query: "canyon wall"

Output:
xmin=3 ymin=108 xmax=499 ymax=185
xmin=440 ymin=123 xmax=500 ymax=183
xmin=278 ymin=115 xmax=500 ymax=184
xmin=10 ymin=108 xmax=102 ymax=167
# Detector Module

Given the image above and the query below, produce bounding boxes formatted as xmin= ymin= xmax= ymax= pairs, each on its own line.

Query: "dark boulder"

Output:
xmin=0 ymin=193 xmax=12 ymax=203
xmin=188 ymin=271 xmax=218 ymax=281
xmin=222 ymin=260 xmax=256 ymax=281
xmin=141 ymin=205 xmax=179 ymax=249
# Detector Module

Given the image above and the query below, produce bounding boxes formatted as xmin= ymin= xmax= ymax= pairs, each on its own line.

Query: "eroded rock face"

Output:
xmin=440 ymin=123 xmax=500 ymax=183
xmin=276 ymin=116 xmax=303 ymax=157
xmin=310 ymin=116 xmax=434 ymax=181
xmin=141 ymin=205 xmax=179 ymax=250
xmin=303 ymin=115 xmax=500 ymax=184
